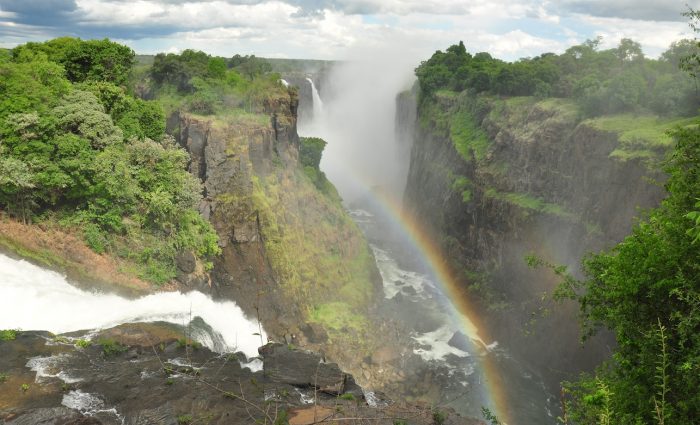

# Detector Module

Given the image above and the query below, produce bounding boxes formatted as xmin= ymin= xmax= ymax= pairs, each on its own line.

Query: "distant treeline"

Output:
xmin=416 ymin=38 xmax=700 ymax=117
xmin=143 ymin=49 xmax=286 ymax=115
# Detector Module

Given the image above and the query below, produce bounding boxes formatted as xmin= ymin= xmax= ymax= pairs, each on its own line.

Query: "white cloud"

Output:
xmin=579 ymin=15 xmax=693 ymax=57
xmin=0 ymin=0 xmax=694 ymax=61
xmin=75 ymin=0 xmax=299 ymax=30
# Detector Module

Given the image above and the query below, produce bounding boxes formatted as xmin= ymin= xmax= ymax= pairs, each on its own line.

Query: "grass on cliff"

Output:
xmin=450 ymin=110 xmax=491 ymax=162
xmin=452 ymin=175 xmax=473 ymax=203
xmin=249 ymin=169 xmax=376 ymax=316
xmin=584 ymin=114 xmax=696 ymax=162
xmin=310 ymin=302 xmax=369 ymax=333
xmin=484 ymin=188 xmax=575 ymax=220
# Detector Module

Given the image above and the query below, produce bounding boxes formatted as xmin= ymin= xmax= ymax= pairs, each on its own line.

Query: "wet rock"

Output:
xmin=259 ymin=343 xmax=346 ymax=394
xmin=371 ymin=347 xmax=400 ymax=365
xmin=94 ymin=323 xmax=182 ymax=348
xmin=447 ymin=331 xmax=470 ymax=352
xmin=229 ymin=351 xmax=248 ymax=363
xmin=175 ymin=251 xmax=196 ymax=274
xmin=401 ymin=286 xmax=417 ymax=296
xmin=124 ymin=404 xmax=177 ymax=425
xmin=4 ymin=407 xmax=92 ymax=424
xmin=342 ymin=374 xmax=365 ymax=399
xmin=300 ymin=323 xmax=328 ymax=344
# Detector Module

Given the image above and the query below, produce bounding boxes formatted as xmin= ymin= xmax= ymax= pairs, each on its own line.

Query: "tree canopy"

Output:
xmin=147 ymin=49 xmax=286 ymax=115
xmin=415 ymin=38 xmax=700 ymax=117
xmin=0 ymin=38 xmax=218 ymax=284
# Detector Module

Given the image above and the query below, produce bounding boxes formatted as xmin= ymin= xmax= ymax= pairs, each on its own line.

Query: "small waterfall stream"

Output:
xmin=306 ymin=77 xmax=324 ymax=120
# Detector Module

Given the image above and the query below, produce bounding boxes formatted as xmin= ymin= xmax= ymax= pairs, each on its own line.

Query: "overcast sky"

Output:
xmin=0 ymin=0 xmax=697 ymax=61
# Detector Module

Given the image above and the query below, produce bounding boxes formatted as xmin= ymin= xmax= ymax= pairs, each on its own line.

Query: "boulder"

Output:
xmin=447 ymin=331 xmax=470 ymax=352
xmin=342 ymin=374 xmax=365 ymax=399
xmin=175 ymin=251 xmax=196 ymax=274
xmin=259 ymin=343 xmax=347 ymax=394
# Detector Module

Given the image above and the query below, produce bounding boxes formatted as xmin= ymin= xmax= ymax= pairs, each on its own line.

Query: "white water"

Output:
xmin=0 ymin=253 xmax=265 ymax=359
xmin=298 ymin=56 xmax=416 ymax=203
xmin=306 ymin=77 xmax=324 ymax=120
xmin=370 ymin=244 xmax=434 ymax=299
xmin=62 ymin=390 xmax=124 ymax=423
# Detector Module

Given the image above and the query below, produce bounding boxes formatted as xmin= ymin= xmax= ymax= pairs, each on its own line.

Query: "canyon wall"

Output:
xmin=167 ymin=87 xmax=386 ymax=387
xmin=403 ymin=91 xmax=671 ymax=383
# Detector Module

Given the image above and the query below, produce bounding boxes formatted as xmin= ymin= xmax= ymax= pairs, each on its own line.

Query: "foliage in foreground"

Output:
xmin=554 ymin=125 xmax=700 ymax=424
xmin=0 ymin=38 xmax=219 ymax=284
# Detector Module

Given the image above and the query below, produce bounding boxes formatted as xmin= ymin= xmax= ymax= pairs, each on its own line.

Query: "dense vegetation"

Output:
xmin=0 ymin=38 xmax=219 ymax=283
xmin=549 ymin=120 xmax=700 ymax=425
xmin=143 ymin=49 xmax=287 ymax=116
xmin=299 ymin=136 xmax=335 ymax=196
xmin=416 ymin=39 xmax=700 ymax=117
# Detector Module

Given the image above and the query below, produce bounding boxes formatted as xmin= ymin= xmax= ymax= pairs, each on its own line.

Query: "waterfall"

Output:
xmin=306 ymin=77 xmax=324 ymax=119
xmin=0 ymin=253 xmax=265 ymax=359
xmin=300 ymin=58 xmax=417 ymax=203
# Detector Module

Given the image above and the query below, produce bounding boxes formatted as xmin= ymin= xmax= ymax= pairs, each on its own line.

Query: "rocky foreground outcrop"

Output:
xmin=0 ymin=324 xmax=479 ymax=425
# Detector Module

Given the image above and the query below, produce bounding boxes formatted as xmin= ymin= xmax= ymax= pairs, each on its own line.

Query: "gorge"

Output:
xmin=1 ymin=33 xmax=700 ymax=425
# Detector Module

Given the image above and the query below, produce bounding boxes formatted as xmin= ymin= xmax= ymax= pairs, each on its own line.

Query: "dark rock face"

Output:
xmin=259 ymin=343 xmax=346 ymax=395
xmin=162 ymin=86 xmax=385 ymax=405
xmin=447 ymin=332 xmax=470 ymax=352
xmin=403 ymin=96 xmax=665 ymax=385
xmin=4 ymin=407 xmax=93 ymax=424
xmin=0 ymin=325 xmax=479 ymax=425
xmin=300 ymin=323 xmax=328 ymax=344
xmin=175 ymin=252 xmax=196 ymax=274
xmin=165 ymin=93 xmax=302 ymax=336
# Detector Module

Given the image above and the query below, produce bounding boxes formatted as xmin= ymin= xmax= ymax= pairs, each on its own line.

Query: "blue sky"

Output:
xmin=0 ymin=0 xmax=696 ymax=60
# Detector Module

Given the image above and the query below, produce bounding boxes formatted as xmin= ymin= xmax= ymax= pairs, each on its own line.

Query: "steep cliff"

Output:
xmin=403 ymin=91 xmax=684 ymax=383
xmin=167 ymin=88 xmax=383 ymax=382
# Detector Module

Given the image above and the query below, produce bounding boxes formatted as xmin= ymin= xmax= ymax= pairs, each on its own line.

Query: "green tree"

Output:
xmin=53 ymin=90 xmax=124 ymax=149
xmin=0 ymin=155 xmax=35 ymax=223
xmin=560 ymin=125 xmax=700 ymax=424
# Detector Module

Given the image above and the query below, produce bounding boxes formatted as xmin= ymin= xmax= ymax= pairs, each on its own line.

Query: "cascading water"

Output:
xmin=306 ymin=77 xmax=324 ymax=121
xmin=0 ymin=253 xmax=265 ymax=359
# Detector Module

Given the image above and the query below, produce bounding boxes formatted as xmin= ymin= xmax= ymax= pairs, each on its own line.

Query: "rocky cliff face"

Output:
xmin=167 ymin=88 xmax=385 ymax=390
xmin=403 ymin=92 xmax=668 ymax=384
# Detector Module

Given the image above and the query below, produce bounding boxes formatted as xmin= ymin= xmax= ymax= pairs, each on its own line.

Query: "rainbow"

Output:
xmin=358 ymin=187 xmax=512 ymax=425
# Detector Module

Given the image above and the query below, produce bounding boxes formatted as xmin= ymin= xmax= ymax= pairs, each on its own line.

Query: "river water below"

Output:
xmin=349 ymin=197 xmax=559 ymax=425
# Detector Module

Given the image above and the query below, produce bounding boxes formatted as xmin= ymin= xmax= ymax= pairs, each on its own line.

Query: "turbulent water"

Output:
xmin=0 ymin=253 xmax=265 ymax=359
xmin=350 ymin=204 xmax=558 ymax=424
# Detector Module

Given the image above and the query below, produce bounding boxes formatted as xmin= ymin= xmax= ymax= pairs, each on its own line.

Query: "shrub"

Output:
xmin=0 ymin=330 xmax=18 ymax=341
xmin=97 ymin=338 xmax=127 ymax=357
